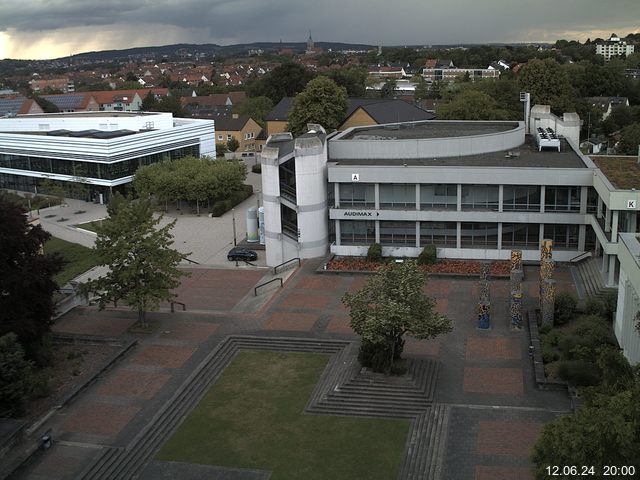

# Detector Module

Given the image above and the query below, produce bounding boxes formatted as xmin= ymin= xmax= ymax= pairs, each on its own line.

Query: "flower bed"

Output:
xmin=326 ymin=256 xmax=511 ymax=276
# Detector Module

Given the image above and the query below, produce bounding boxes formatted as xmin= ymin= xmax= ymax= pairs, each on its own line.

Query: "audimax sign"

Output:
xmin=342 ymin=210 xmax=380 ymax=217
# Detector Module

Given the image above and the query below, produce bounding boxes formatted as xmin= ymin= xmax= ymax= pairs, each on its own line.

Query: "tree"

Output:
xmin=437 ymin=90 xmax=511 ymax=120
xmin=531 ymin=385 xmax=640 ymax=478
xmin=0 ymin=194 xmax=62 ymax=362
xmin=216 ymin=142 xmax=228 ymax=157
xmin=342 ymin=261 xmax=452 ymax=373
xmin=326 ymin=66 xmax=368 ymax=97
xmin=380 ymin=78 xmax=397 ymax=98
xmin=518 ymin=58 xmax=576 ymax=114
xmin=227 ymin=136 xmax=240 ymax=153
xmin=414 ymin=78 xmax=430 ymax=102
xmin=618 ymin=123 xmax=640 ymax=155
xmin=286 ymin=76 xmax=348 ymax=135
xmin=234 ymin=96 xmax=273 ymax=127
xmin=0 ymin=333 xmax=34 ymax=418
xmin=245 ymin=62 xmax=315 ymax=104
xmin=82 ymin=195 xmax=188 ymax=328
xmin=141 ymin=90 xmax=158 ymax=111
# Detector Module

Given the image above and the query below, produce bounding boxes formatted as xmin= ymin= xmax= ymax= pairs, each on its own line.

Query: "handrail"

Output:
xmin=569 ymin=251 xmax=592 ymax=263
xmin=170 ymin=301 xmax=186 ymax=312
xmin=182 ymin=256 xmax=200 ymax=265
xmin=254 ymin=278 xmax=283 ymax=296
xmin=273 ymin=257 xmax=301 ymax=275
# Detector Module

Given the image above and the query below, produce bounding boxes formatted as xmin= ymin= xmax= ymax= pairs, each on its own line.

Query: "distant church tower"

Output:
xmin=307 ymin=30 xmax=314 ymax=52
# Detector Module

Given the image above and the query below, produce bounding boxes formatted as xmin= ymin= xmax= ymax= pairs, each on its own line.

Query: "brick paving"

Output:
xmin=16 ymin=259 xmax=579 ymax=480
xmin=476 ymin=420 xmax=543 ymax=456
xmin=465 ymin=337 xmax=521 ymax=360
xmin=62 ymin=403 xmax=140 ymax=436
xmin=96 ymin=370 xmax=171 ymax=399
xmin=130 ymin=345 xmax=197 ymax=369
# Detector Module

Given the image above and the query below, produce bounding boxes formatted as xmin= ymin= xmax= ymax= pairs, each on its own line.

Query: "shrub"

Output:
xmin=210 ymin=201 xmax=227 ymax=217
xmin=597 ymin=347 xmax=634 ymax=392
xmin=601 ymin=291 xmax=618 ymax=320
xmin=30 ymin=371 xmax=53 ymax=399
xmin=584 ymin=297 xmax=605 ymax=316
xmin=554 ymin=292 xmax=577 ymax=325
xmin=0 ymin=333 xmax=34 ymax=418
xmin=541 ymin=343 xmax=559 ymax=363
xmin=366 ymin=243 xmax=382 ymax=262
xmin=417 ymin=245 xmax=437 ymax=265
xmin=252 ymin=163 xmax=262 ymax=174
xmin=556 ymin=360 xmax=601 ymax=386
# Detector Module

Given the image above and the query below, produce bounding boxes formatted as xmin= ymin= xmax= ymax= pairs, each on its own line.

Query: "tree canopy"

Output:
xmin=286 ymin=76 xmax=348 ymax=135
xmin=437 ymin=89 xmax=512 ymax=120
xmin=245 ymin=62 xmax=315 ymax=104
xmin=0 ymin=193 xmax=62 ymax=361
xmin=82 ymin=195 xmax=188 ymax=327
xmin=618 ymin=123 xmax=640 ymax=155
xmin=0 ymin=333 xmax=34 ymax=418
xmin=518 ymin=58 xmax=576 ymax=115
xmin=234 ymin=95 xmax=273 ymax=127
xmin=342 ymin=261 xmax=452 ymax=372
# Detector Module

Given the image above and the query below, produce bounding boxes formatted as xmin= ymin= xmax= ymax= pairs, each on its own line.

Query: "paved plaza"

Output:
xmin=9 ymin=257 xmax=577 ymax=480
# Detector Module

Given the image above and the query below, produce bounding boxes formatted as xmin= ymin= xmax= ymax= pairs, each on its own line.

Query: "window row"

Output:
xmin=335 ymin=183 xmax=589 ymax=212
xmin=0 ymin=146 xmax=199 ymax=180
xmin=339 ymin=220 xmax=579 ymax=249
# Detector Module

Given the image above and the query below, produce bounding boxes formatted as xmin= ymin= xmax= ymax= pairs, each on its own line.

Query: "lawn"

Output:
xmin=43 ymin=236 xmax=99 ymax=285
xmin=75 ymin=220 xmax=105 ymax=233
xmin=156 ymin=350 xmax=410 ymax=480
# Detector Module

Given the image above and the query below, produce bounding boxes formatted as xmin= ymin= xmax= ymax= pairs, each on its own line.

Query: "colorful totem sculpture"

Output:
xmin=510 ymin=249 xmax=524 ymax=329
xmin=539 ymin=239 xmax=556 ymax=326
xmin=478 ymin=262 xmax=491 ymax=329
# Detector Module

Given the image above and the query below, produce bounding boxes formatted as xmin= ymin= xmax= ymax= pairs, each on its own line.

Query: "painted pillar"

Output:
xmin=541 ymin=278 xmax=556 ymax=327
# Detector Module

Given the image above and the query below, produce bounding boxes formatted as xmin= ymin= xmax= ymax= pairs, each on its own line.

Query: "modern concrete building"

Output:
xmin=614 ymin=233 xmax=640 ymax=364
xmin=0 ymin=111 xmax=215 ymax=202
xmin=596 ymin=34 xmax=635 ymax=61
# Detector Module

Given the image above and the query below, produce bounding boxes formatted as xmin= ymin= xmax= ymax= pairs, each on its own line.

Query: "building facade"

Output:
xmin=0 ymin=111 xmax=215 ymax=202
xmin=596 ymin=34 xmax=635 ymax=61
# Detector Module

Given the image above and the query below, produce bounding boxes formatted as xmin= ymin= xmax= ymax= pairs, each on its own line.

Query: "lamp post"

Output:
xmin=232 ymin=208 xmax=237 ymax=246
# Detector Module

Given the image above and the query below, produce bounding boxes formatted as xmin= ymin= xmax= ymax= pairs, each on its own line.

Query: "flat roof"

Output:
xmin=343 ymin=121 xmax=519 ymax=140
xmin=16 ymin=111 xmax=159 ymax=118
xmin=330 ymin=135 xmax=587 ymax=169
xmin=590 ymin=156 xmax=640 ymax=190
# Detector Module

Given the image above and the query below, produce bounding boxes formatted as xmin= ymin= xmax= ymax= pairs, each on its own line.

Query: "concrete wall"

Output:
xmin=260 ymin=145 xmax=285 ymax=267
xmin=615 ymin=234 xmax=640 ymax=365
xmin=1 ymin=111 xmax=174 ymax=131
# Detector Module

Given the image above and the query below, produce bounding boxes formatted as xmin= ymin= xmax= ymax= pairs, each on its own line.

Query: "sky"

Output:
xmin=1 ymin=0 xmax=639 ymax=60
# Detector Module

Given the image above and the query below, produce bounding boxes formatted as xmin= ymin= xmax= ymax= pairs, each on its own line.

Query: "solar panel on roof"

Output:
xmin=43 ymin=95 xmax=84 ymax=110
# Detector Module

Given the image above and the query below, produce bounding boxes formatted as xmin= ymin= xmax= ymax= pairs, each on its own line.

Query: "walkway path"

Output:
xmin=11 ymin=260 xmax=576 ymax=480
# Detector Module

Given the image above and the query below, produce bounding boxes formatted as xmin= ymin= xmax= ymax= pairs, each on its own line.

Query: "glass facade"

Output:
xmin=502 ymin=223 xmax=540 ymax=248
xmin=420 ymin=222 xmax=457 ymax=246
xmin=0 ymin=145 xmax=199 ymax=181
xmin=380 ymin=221 xmax=416 ymax=245
xmin=339 ymin=183 xmax=375 ymax=207
xmin=379 ymin=184 xmax=415 ymax=209
xmin=281 ymin=204 xmax=298 ymax=239
xmin=545 ymin=224 xmax=579 ymax=249
xmin=544 ymin=186 xmax=581 ymax=212
xmin=503 ymin=185 xmax=541 ymax=211
xmin=461 ymin=222 xmax=499 ymax=248
xmin=461 ymin=185 xmax=499 ymax=211
xmin=340 ymin=220 xmax=375 ymax=245
xmin=420 ymin=184 xmax=457 ymax=210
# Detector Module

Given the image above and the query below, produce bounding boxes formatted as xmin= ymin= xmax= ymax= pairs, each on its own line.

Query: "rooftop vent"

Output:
xmin=535 ymin=127 xmax=560 ymax=152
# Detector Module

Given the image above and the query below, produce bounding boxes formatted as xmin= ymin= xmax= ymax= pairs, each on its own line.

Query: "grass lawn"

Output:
xmin=156 ymin=350 xmax=410 ymax=480
xmin=75 ymin=220 xmax=105 ymax=233
xmin=43 ymin=236 xmax=99 ymax=285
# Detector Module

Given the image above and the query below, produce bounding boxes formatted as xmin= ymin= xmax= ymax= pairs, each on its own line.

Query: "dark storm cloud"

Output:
xmin=1 ymin=0 xmax=639 ymax=59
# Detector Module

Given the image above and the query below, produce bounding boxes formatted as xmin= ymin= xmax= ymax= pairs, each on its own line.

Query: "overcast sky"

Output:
xmin=1 ymin=0 xmax=639 ymax=60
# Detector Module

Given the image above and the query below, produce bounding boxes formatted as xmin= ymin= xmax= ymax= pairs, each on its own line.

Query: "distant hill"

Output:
xmin=53 ymin=41 xmax=377 ymax=62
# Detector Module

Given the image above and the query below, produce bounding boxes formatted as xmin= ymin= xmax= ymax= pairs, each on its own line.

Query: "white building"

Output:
xmin=614 ymin=233 xmax=640 ymax=364
xmin=596 ymin=34 xmax=635 ymax=61
xmin=0 ymin=111 xmax=215 ymax=202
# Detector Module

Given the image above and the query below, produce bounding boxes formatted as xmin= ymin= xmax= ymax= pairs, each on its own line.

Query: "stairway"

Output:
xmin=573 ymin=257 xmax=617 ymax=299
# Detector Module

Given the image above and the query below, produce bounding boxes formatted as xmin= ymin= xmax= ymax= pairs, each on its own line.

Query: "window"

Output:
xmin=218 ymin=135 xmax=223 ymax=141
xmin=503 ymin=186 xmax=541 ymax=211
xmin=339 ymin=183 xmax=375 ymax=207
xmin=461 ymin=185 xmax=499 ymax=210
xmin=379 ymin=184 xmax=415 ymax=209
xmin=544 ymin=187 xmax=580 ymax=212
xmin=340 ymin=220 xmax=375 ymax=245
xmin=587 ymin=187 xmax=598 ymax=214
xmin=281 ymin=204 xmax=298 ymax=239
xmin=502 ymin=223 xmax=539 ymax=248
xmin=380 ymin=221 xmax=416 ymax=245
xmin=420 ymin=222 xmax=456 ymax=246
xmin=461 ymin=223 xmax=499 ymax=248
xmin=227 ymin=134 xmax=232 ymax=141
xmin=420 ymin=184 xmax=457 ymax=210
xmin=544 ymin=224 xmax=579 ymax=249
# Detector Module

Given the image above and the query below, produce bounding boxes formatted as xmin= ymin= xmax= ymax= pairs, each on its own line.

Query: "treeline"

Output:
xmin=133 ymin=156 xmax=249 ymax=215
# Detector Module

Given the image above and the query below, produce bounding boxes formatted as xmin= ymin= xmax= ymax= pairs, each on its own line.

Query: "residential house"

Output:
xmin=0 ymin=97 xmax=44 ymax=116
xmin=214 ymin=113 xmax=262 ymax=152
xmin=587 ymin=96 xmax=630 ymax=119
xmin=596 ymin=34 xmax=635 ymax=61
xmin=91 ymin=89 xmax=169 ymax=111
xmin=29 ymin=77 xmax=74 ymax=93
xmin=41 ymin=93 xmax=100 ymax=112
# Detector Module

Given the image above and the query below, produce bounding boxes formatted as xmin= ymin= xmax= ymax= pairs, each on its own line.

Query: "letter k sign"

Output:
xmin=351 ymin=173 xmax=360 ymax=182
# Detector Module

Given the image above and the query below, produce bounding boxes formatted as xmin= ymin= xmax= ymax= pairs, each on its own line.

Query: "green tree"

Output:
xmin=141 ymin=90 xmax=158 ymax=111
xmin=342 ymin=261 xmax=452 ymax=373
xmin=245 ymin=62 xmax=315 ymax=104
xmin=380 ymin=78 xmax=397 ymax=98
xmin=82 ymin=195 xmax=188 ymax=328
xmin=326 ymin=66 xmax=368 ymax=97
xmin=0 ymin=194 xmax=63 ymax=362
xmin=531 ymin=385 xmax=640 ymax=478
xmin=286 ymin=76 xmax=348 ymax=135
xmin=234 ymin=96 xmax=273 ymax=127
xmin=437 ymin=90 xmax=511 ymax=120
xmin=227 ymin=136 xmax=240 ymax=152
xmin=518 ymin=58 xmax=576 ymax=114
xmin=414 ymin=78 xmax=430 ymax=101
xmin=0 ymin=333 xmax=34 ymax=418
xmin=618 ymin=122 xmax=640 ymax=155
xmin=216 ymin=142 xmax=228 ymax=157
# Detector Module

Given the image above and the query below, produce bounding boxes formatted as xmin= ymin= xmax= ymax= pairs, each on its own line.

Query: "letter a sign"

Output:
xmin=351 ymin=173 xmax=360 ymax=182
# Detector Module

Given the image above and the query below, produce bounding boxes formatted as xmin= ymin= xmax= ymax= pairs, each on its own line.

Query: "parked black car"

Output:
xmin=227 ymin=247 xmax=258 ymax=262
